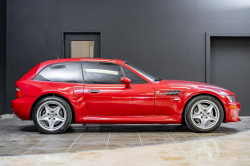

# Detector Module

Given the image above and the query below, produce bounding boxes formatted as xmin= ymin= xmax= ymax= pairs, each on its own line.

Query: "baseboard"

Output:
xmin=240 ymin=116 xmax=250 ymax=118
xmin=0 ymin=114 xmax=15 ymax=120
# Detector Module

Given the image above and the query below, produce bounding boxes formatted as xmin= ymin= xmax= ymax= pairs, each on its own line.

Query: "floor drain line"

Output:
xmin=66 ymin=133 xmax=82 ymax=153
xmin=106 ymin=132 xmax=111 ymax=150
xmin=137 ymin=131 xmax=143 ymax=146
xmin=23 ymin=136 xmax=51 ymax=155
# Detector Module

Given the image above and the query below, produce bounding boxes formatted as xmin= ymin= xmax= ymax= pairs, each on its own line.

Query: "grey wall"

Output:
xmin=0 ymin=0 xmax=6 ymax=115
xmin=6 ymin=0 xmax=250 ymax=114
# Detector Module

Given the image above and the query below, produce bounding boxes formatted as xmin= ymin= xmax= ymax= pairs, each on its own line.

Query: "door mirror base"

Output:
xmin=121 ymin=77 xmax=132 ymax=88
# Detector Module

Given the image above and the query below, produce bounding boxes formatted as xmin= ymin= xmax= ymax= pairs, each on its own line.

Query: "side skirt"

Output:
xmin=75 ymin=115 xmax=182 ymax=124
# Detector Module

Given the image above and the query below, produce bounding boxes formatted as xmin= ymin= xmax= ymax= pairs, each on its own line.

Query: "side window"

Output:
xmin=100 ymin=63 xmax=123 ymax=84
xmin=121 ymin=66 xmax=147 ymax=84
xmin=82 ymin=62 xmax=122 ymax=84
xmin=34 ymin=62 xmax=83 ymax=83
xmin=82 ymin=62 xmax=105 ymax=84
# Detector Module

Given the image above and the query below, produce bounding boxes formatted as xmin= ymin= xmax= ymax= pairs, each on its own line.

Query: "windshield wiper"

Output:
xmin=154 ymin=77 xmax=163 ymax=81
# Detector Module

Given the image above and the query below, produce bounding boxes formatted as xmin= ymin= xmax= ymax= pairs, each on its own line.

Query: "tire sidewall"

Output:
xmin=32 ymin=96 xmax=72 ymax=134
xmin=185 ymin=95 xmax=224 ymax=133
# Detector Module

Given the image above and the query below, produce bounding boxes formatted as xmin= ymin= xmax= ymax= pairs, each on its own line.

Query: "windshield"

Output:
xmin=124 ymin=62 xmax=156 ymax=81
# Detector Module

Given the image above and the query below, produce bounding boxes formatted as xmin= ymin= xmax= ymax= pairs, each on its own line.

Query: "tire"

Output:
xmin=181 ymin=121 xmax=187 ymax=126
xmin=32 ymin=96 xmax=72 ymax=134
xmin=184 ymin=95 xmax=224 ymax=133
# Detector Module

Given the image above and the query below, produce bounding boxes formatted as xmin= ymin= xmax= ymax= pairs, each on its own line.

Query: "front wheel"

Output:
xmin=32 ymin=96 xmax=72 ymax=134
xmin=184 ymin=95 xmax=224 ymax=133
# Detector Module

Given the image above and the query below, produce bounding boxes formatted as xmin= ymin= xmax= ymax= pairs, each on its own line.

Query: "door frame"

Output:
xmin=61 ymin=31 xmax=102 ymax=58
xmin=205 ymin=32 xmax=250 ymax=84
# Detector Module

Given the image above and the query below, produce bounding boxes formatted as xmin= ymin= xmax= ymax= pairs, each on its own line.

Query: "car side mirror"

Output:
xmin=121 ymin=77 xmax=132 ymax=88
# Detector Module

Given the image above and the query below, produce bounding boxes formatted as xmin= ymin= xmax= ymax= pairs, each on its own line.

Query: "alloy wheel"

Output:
xmin=190 ymin=100 xmax=220 ymax=129
xmin=36 ymin=101 xmax=67 ymax=131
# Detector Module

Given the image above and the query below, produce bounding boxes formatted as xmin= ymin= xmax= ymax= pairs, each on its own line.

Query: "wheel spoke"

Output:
xmin=207 ymin=114 xmax=217 ymax=121
xmin=44 ymin=104 xmax=52 ymax=114
xmin=200 ymin=118 xmax=207 ymax=128
xmin=54 ymin=115 xmax=65 ymax=122
xmin=192 ymin=114 xmax=202 ymax=120
xmin=38 ymin=115 xmax=49 ymax=121
xmin=206 ymin=104 xmax=214 ymax=114
xmin=53 ymin=106 xmax=61 ymax=114
xmin=48 ymin=119 xmax=56 ymax=129
xmin=197 ymin=103 xmax=205 ymax=113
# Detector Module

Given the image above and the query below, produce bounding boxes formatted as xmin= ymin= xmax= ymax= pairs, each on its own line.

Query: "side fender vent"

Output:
xmin=163 ymin=91 xmax=181 ymax=95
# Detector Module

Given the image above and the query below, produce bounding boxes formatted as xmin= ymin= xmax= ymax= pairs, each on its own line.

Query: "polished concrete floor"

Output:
xmin=1 ymin=119 xmax=250 ymax=166
xmin=0 ymin=117 xmax=250 ymax=158
xmin=2 ymin=130 xmax=250 ymax=166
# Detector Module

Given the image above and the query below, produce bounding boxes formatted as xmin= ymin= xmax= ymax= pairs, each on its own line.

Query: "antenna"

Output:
xmin=55 ymin=54 xmax=60 ymax=59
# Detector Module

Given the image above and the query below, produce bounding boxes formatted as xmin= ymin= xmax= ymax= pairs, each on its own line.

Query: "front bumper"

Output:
xmin=225 ymin=102 xmax=241 ymax=122
xmin=11 ymin=97 xmax=38 ymax=120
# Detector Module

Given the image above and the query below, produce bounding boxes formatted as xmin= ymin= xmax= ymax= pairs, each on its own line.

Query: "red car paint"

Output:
xmin=11 ymin=58 xmax=241 ymax=124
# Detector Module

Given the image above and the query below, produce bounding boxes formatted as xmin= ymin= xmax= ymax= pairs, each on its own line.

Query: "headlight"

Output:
xmin=226 ymin=95 xmax=236 ymax=102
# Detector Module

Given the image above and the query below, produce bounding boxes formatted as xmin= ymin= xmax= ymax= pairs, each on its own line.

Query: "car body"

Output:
xmin=11 ymin=58 xmax=241 ymax=133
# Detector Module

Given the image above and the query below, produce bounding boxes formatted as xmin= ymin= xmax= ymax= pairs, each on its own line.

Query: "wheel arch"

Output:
xmin=181 ymin=93 xmax=226 ymax=124
xmin=30 ymin=93 xmax=75 ymax=122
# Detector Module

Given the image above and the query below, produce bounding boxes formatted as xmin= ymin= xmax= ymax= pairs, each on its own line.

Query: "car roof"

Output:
xmin=39 ymin=58 xmax=125 ymax=65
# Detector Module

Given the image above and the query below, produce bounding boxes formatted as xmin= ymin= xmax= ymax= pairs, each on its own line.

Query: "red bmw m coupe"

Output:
xmin=11 ymin=58 xmax=241 ymax=134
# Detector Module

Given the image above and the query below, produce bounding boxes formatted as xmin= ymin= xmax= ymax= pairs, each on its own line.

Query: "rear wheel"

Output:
xmin=184 ymin=95 xmax=224 ymax=133
xmin=32 ymin=96 xmax=72 ymax=134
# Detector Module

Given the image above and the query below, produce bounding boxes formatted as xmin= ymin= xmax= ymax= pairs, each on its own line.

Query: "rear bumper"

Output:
xmin=225 ymin=102 xmax=241 ymax=122
xmin=11 ymin=97 xmax=38 ymax=120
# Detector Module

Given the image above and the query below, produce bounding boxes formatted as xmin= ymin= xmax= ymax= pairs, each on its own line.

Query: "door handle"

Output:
xmin=89 ymin=90 xmax=100 ymax=93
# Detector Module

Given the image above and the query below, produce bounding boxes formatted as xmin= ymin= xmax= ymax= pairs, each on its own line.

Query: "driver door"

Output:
xmin=82 ymin=62 xmax=154 ymax=115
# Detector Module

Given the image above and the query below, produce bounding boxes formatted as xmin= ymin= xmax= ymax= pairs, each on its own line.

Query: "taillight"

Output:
xmin=16 ymin=88 xmax=24 ymax=98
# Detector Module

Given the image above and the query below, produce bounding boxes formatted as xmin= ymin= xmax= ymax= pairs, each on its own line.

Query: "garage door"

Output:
xmin=211 ymin=37 xmax=250 ymax=116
